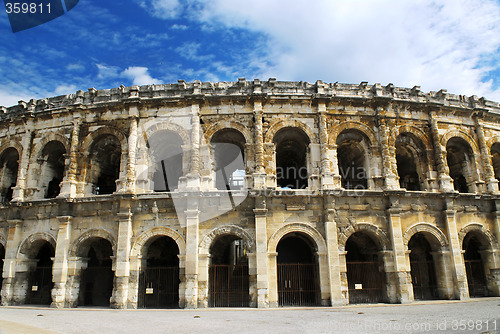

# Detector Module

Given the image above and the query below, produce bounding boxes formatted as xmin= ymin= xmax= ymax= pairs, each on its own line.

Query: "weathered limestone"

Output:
xmin=0 ymin=80 xmax=499 ymax=310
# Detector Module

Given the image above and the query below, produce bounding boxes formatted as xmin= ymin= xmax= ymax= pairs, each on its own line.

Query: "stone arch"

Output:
xmin=329 ymin=121 xmax=378 ymax=147
xmin=441 ymin=129 xmax=480 ymax=155
xmin=459 ymin=223 xmax=498 ymax=250
xmin=18 ymin=232 xmax=56 ymax=258
xmin=487 ymin=135 xmax=500 ymax=152
xmin=338 ymin=223 xmax=391 ymax=251
xmin=69 ymin=229 xmax=117 ymax=257
xmin=31 ymin=132 xmax=70 ymax=160
xmin=141 ymin=120 xmax=191 ymax=147
xmin=204 ymin=120 xmax=252 ymax=146
xmin=403 ymin=223 xmax=449 ymax=250
xmin=264 ymin=119 xmax=317 ymax=144
xmin=394 ymin=125 xmax=432 ymax=151
xmin=200 ymin=225 xmax=255 ymax=254
xmin=268 ymin=223 xmax=326 ymax=254
xmin=0 ymin=141 xmax=23 ymax=159
xmin=81 ymin=126 xmax=128 ymax=155
xmin=131 ymin=226 xmax=186 ymax=257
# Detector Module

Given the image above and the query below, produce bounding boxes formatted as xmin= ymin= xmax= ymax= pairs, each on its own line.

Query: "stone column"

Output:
xmin=59 ymin=118 xmax=81 ymax=198
xmin=254 ymin=196 xmax=269 ymax=308
xmin=444 ymin=205 xmax=469 ymax=299
xmin=111 ymin=208 xmax=133 ymax=309
xmin=429 ymin=112 xmax=454 ymax=192
xmin=318 ymin=104 xmax=334 ymax=189
xmin=387 ymin=206 xmax=413 ymax=303
xmin=197 ymin=253 xmax=210 ymax=308
xmin=185 ymin=103 xmax=201 ymax=189
xmin=1 ymin=219 xmax=22 ymax=305
xmin=51 ymin=216 xmax=72 ymax=308
xmin=253 ymin=101 xmax=266 ymax=188
xmin=431 ymin=249 xmax=455 ymax=299
xmin=377 ymin=116 xmax=399 ymax=190
xmin=184 ymin=205 xmax=200 ymax=308
xmin=324 ymin=196 xmax=344 ymax=305
xmin=124 ymin=116 xmax=138 ymax=193
xmin=474 ymin=116 xmax=498 ymax=193
xmin=12 ymin=128 xmax=33 ymax=201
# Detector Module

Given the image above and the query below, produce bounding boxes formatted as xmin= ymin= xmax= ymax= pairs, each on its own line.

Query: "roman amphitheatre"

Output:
xmin=0 ymin=79 xmax=498 ymax=309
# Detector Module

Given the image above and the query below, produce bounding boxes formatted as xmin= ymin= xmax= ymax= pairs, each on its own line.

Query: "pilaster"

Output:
xmin=59 ymin=117 xmax=81 ymax=198
xmin=254 ymin=196 xmax=269 ymax=308
xmin=387 ymin=205 xmax=413 ymax=303
xmin=185 ymin=204 xmax=199 ymax=308
xmin=429 ymin=112 xmax=454 ymax=192
xmin=324 ymin=196 xmax=344 ymax=305
xmin=1 ymin=219 xmax=22 ymax=305
xmin=444 ymin=204 xmax=469 ymax=299
xmin=318 ymin=104 xmax=334 ymax=189
xmin=51 ymin=216 xmax=72 ymax=308
xmin=111 ymin=207 xmax=133 ymax=309
xmin=124 ymin=116 xmax=138 ymax=193
xmin=377 ymin=115 xmax=399 ymax=190
xmin=12 ymin=126 xmax=33 ymax=201
xmin=474 ymin=115 xmax=498 ymax=193
xmin=253 ymin=100 xmax=266 ymax=188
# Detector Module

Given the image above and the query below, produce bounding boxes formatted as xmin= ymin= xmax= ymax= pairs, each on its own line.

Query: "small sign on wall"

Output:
xmin=31 ymin=286 xmax=38 ymax=292
xmin=146 ymin=288 xmax=154 ymax=295
xmin=354 ymin=284 xmax=363 ymax=290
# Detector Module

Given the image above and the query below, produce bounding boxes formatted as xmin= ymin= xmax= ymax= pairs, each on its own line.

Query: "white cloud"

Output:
xmin=171 ymin=24 xmax=188 ymax=30
xmin=175 ymin=42 xmax=214 ymax=62
xmin=0 ymin=90 xmax=31 ymax=108
xmin=54 ymin=84 xmax=77 ymax=95
xmin=97 ymin=63 xmax=121 ymax=80
xmin=148 ymin=0 xmax=500 ymax=101
xmin=139 ymin=0 xmax=182 ymax=19
xmin=122 ymin=66 xmax=164 ymax=85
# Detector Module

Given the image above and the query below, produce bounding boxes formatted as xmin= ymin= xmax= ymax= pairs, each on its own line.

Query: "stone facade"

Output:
xmin=0 ymin=79 xmax=499 ymax=309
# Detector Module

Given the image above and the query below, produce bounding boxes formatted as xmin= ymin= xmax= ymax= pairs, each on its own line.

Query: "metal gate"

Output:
xmin=80 ymin=267 xmax=114 ymax=306
xmin=139 ymin=266 xmax=179 ymax=308
xmin=347 ymin=261 xmax=385 ymax=304
xmin=410 ymin=260 xmax=438 ymax=300
xmin=277 ymin=263 xmax=319 ymax=306
xmin=27 ymin=266 xmax=53 ymax=305
xmin=209 ymin=264 xmax=249 ymax=307
xmin=465 ymin=259 xmax=488 ymax=297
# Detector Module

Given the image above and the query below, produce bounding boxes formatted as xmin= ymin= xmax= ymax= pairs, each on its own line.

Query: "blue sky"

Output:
xmin=1 ymin=0 xmax=500 ymax=107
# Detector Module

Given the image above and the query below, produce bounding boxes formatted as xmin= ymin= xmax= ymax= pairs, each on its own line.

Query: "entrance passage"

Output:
xmin=408 ymin=233 xmax=438 ymax=300
xmin=79 ymin=238 xmax=114 ymax=306
xmin=139 ymin=236 xmax=180 ymax=308
xmin=463 ymin=233 xmax=488 ymax=297
xmin=209 ymin=235 xmax=249 ymax=307
xmin=346 ymin=232 xmax=386 ymax=304
xmin=27 ymin=242 xmax=54 ymax=305
xmin=277 ymin=234 xmax=319 ymax=306
xmin=0 ymin=244 xmax=4 ymax=281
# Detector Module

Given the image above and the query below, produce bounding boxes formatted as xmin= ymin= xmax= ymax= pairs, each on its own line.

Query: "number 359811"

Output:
xmin=5 ymin=3 xmax=51 ymax=14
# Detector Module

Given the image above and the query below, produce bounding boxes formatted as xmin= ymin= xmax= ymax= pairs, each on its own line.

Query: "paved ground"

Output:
xmin=0 ymin=298 xmax=499 ymax=334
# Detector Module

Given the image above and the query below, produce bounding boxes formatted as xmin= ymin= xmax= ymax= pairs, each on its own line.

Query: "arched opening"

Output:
xmin=345 ymin=232 xmax=386 ymax=304
xmin=88 ymin=134 xmax=121 ymax=195
xmin=276 ymin=233 xmax=320 ymax=306
xmin=139 ymin=236 xmax=180 ymax=308
xmin=38 ymin=141 xmax=66 ymax=198
xmin=396 ymin=134 xmax=423 ymax=191
xmin=408 ymin=233 xmax=439 ymax=300
xmin=26 ymin=242 xmax=54 ymax=305
xmin=0 ymin=147 xmax=19 ymax=203
xmin=148 ymin=130 xmax=183 ymax=192
xmin=209 ymin=235 xmax=249 ymax=307
xmin=273 ymin=128 xmax=310 ymax=189
xmin=79 ymin=238 xmax=114 ymax=306
xmin=337 ymin=130 xmax=369 ymax=189
xmin=463 ymin=232 xmax=490 ymax=297
xmin=211 ymin=129 xmax=246 ymax=191
xmin=491 ymin=143 xmax=500 ymax=182
xmin=446 ymin=137 xmax=475 ymax=193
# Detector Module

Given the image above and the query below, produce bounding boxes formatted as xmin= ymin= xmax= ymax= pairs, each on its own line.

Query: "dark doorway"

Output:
xmin=26 ymin=242 xmax=54 ymax=305
xmin=0 ymin=243 xmax=4 ymax=281
xmin=149 ymin=130 xmax=184 ymax=192
xmin=40 ymin=141 xmax=66 ymax=198
xmin=209 ymin=235 xmax=249 ymax=307
xmin=446 ymin=137 xmax=474 ymax=193
xmin=79 ymin=238 xmax=114 ymax=306
xmin=89 ymin=135 xmax=121 ymax=195
xmin=396 ymin=134 xmax=422 ymax=191
xmin=277 ymin=234 xmax=319 ymax=306
xmin=463 ymin=233 xmax=489 ymax=297
xmin=139 ymin=236 xmax=180 ymax=308
xmin=345 ymin=232 xmax=386 ymax=304
xmin=337 ymin=131 xmax=369 ymax=189
xmin=408 ymin=233 xmax=439 ymax=300
xmin=211 ymin=129 xmax=246 ymax=191
xmin=0 ymin=147 xmax=19 ymax=203
xmin=274 ymin=128 xmax=310 ymax=189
